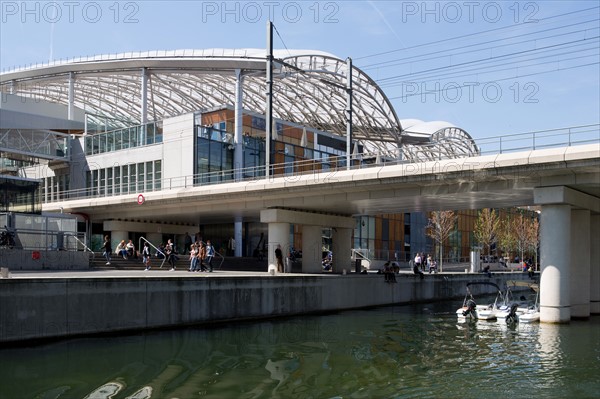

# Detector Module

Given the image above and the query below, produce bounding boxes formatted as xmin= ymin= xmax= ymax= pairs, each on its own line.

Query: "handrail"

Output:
xmin=64 ymin=232 xmax=94 ymax=259
xmin=138 ymin=236 xmax=167 ymax=269
xmin=214 ymin=250 xmax=225 ymax=270
xmin=352 ymin=248 xmax=371 ymax=262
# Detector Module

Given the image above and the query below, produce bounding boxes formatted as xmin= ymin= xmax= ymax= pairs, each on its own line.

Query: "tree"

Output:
xmin=527 ymin=217 xmax=540 ymax=269
xmin=473 ymin=208 xmax=500 ymax=256
xmin=512 ymin=212 xmax=538 ymax=263
xmin=497 ymin=217 xmax=517 ymax=262
xmin=426 ymin=210 xmax=457 ymax=272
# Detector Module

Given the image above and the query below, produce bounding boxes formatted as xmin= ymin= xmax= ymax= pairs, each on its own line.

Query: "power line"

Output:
xmin=380 ymin=50 xmax=599 ymax=89
xmin=272 ymin=23 xmax=293 ymax=58
xmin=361 ymin=19 xmax=599 ymax=71
xmin=354 ymin=6 xmax=599 ymax=61
xmin=377 ymin=36 xmax=599 ymax=86
xmin=387 ymin=61 xmax=600 ymax=101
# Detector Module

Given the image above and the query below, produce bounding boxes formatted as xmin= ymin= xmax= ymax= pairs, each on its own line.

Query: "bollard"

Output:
xmin=0 ymin=267 xmax=9 ymax=278
xmin=342 ymin=269 xmax=347 ymax=275
xmin=269 ymin=269 xmax=275 ymax=276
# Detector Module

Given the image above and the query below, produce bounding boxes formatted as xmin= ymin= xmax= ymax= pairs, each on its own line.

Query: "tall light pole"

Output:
xmin=346 ymin=57 xmax=353 ymax=170
xmin=265 ymin=20 xmax=273 ymax=179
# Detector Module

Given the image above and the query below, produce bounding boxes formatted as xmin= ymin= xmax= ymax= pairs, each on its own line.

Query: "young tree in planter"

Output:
xmin=527 ymin=216 xmax=540 ymax=270
xmin=473 ymin=208 xmax=500 ymax=258
xmin=426 ymin=210 xmax=457 ymax=272
xmin=513 ymin=212 xmax=535 ymax=265
xmin=497 ymin=217 xmax=517 ymax=266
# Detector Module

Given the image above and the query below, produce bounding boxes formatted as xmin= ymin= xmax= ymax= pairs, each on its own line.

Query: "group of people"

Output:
xmin=155 ymin=238 xmax=216 ymax=272
xmin=382 ymin=261 xmax=398 ymax=283
xmin=114 ymin=239 xmax=136 ymax=260
xmin=187 ymin=240 xmax=216 ymax=272
xmin=100 ymin=235 xmax=216 ymax=272
xmin=101 ymin=238 xmax=138 ymax=265
xmin=412 ymin=253 xmax=437 ymax=275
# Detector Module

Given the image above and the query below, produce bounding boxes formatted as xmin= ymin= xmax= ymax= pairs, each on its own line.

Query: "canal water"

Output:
xmin=1 ymin=300 xmax=599 ymax=399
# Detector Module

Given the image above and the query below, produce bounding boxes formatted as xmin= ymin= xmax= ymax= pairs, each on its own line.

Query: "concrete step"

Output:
xmin=91 ymin=253 xmax=269 ymax=272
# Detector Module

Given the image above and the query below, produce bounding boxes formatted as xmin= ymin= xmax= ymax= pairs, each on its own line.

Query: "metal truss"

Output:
xmin=1 ymin=50 xmax=478 ymax=162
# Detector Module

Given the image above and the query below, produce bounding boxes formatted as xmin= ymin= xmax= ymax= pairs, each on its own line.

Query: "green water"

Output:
xmin=1 ymin=301 xmax=599 ymax=399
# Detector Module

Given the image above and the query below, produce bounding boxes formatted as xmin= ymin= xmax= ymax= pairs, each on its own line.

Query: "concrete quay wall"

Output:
xmin=0 ymin=249 xmax=90 ymax=270
xmin=0 ymin=273 xmax=530 ymax=344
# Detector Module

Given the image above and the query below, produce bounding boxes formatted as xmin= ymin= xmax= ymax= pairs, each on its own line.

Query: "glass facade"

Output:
xmin=352 ymin=210 xmax=484 ymax=263
xmin=41 ymin=174 xmax=70 ymax=203
xmin=196 ymin=126 xmax=235 ymax=184
xmin=85 ymin=161 xmax=161 ymax=196
xmin=84 ymin=122 xmax=162 ymax=155
xmin=0 ymin=177 xmax=41 ymax=213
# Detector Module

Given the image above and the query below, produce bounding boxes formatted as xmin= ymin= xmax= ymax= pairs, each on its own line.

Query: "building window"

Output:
xmin=146 ymin=161 xmax=153 ymax=191
xmin=137 ymin=162 xmax=144 ymax=192
xmin=154 ymin=160 xmax=161 ymax=189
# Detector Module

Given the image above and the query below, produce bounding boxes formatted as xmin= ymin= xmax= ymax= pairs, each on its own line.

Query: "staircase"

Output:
xmin=90 ymin=253 xmax=269 ymax=272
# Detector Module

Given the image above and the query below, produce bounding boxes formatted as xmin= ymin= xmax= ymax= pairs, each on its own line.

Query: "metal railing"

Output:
xmin=136 ymin=237 xmax=225 ymax=270
xmin=214 ymin=250 xmax=225 ymax=270
xmin=42 ymin=123 xmax=599 ymax=204
xmin=351 ymin=248 xmax=372 ymax=270
xmin=138 ymin=236 xmax=167 ymax=269
xmin=476 ymin=123 xmax=599 ymax=155
xmin=0 ymin=227 xmax=87 ymax=252
xmin=65 ymin=232 xmax=94 ymax=260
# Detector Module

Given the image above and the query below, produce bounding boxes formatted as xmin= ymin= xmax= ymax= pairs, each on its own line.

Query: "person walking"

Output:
xmin=205 ymin=240 xmax=215 ymax=272
xmin=198 ymin=241 xmax=207 ymax=271
xmin=166 ymin=239 xmax=177 ymax=271
xmin=102 ymin=235 xmax=112 ymax=265
xmin=188 ymin=243 xmax=198 ymax=272
xmin=142 ymin=241 xmax=151 ymax=270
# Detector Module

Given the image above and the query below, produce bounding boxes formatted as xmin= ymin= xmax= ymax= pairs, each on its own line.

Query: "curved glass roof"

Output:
xmin=0 ymin=49 xmax=479 ymax=161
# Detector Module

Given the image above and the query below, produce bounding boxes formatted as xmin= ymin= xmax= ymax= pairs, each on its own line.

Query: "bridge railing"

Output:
xmin=43 ymin=123 xmax=599 ymax=204
xmin=476 ymin=123 xmax=599 ymax=155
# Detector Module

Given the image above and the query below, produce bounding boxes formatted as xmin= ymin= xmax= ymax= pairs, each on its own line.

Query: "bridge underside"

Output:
xmin=43 ymin=145 xmax=600 ymax=324
xmin=45 ymin=146 xmax=600 ymax=225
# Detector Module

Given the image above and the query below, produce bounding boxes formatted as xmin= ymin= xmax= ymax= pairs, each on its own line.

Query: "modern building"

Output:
xmin=1 ymin=49 xmax=481 ymax=267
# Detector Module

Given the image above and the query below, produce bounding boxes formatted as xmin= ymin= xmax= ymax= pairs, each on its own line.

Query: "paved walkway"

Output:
xmin=1 ymin=269 xmax=324 ymax=279
xmin=1 ymin=268 xmax=519 ymax=280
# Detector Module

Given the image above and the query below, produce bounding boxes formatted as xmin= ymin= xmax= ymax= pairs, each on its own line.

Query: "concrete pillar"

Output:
xmin=145 ymin=233 xmax=162 ymax=246
xmin=302 ymin=225 xmax=322 ymax=273
xmin=539 ymin=204 xmax=571 ymax=323
xmin=234 ymin=217 xmax=242 ymax=257
xmin=590 ymin=214 xmax=600 ymax=314
xmin=261 ymin=208 xmax=355 ymax=274
xmin=332 ymin=227 xmax=352 ymax=273
xmin=571 ymin=209 xmax=590 ymax=319
xmin=268 ymin=222 xmax=289 ymax=273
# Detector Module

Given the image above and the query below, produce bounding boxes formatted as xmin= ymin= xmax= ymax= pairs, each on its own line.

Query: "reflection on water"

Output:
xmin=1 ymin=302 xmax=599 ymax=399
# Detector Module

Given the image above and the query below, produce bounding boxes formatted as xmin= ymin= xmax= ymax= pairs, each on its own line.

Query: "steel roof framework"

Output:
xmin=0 ymin=50 xmax=479 ymax=162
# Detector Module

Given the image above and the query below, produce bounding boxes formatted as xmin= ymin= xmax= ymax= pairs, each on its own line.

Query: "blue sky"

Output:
xmin=1 ymin=0 xmax=599 ymax=140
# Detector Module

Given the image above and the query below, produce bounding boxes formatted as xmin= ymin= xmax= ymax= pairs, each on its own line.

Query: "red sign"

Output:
xmin=137 ymin=194 xmax=145 ymax=205
xmin=32 ymin=251 xmax=41 ymax=260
